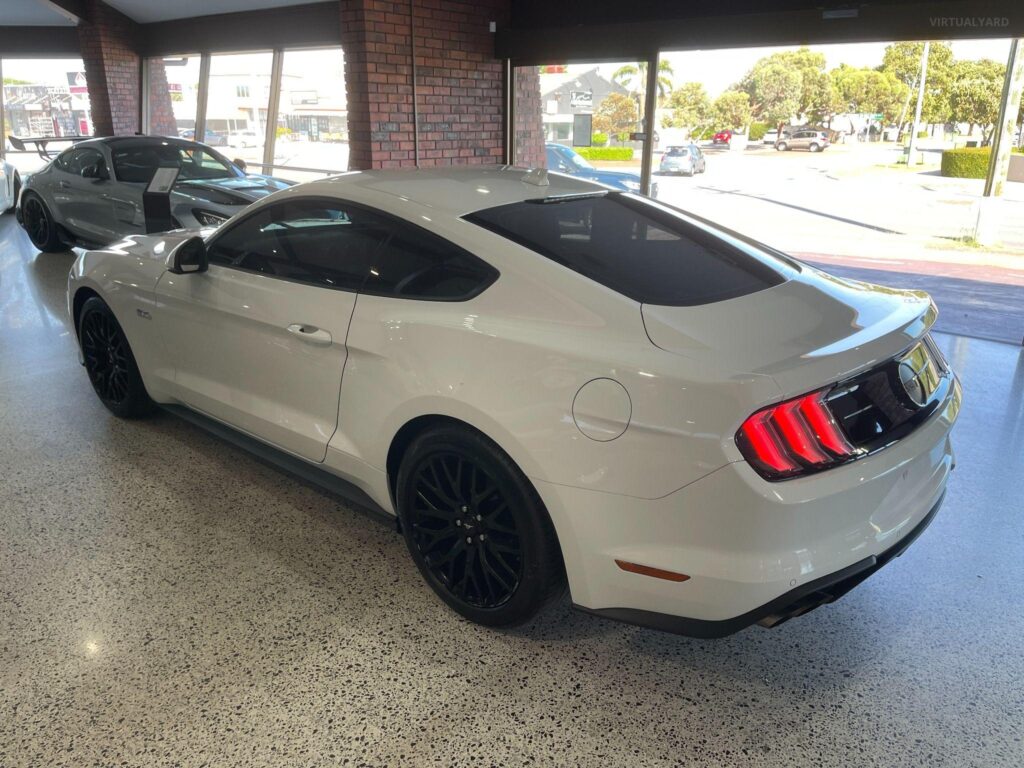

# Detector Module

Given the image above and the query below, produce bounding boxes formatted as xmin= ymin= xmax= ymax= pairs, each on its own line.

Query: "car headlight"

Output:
xmin=623 ymin=180 xmax=641 ymax=191
xmin=193 ymin=209 xmax=230 ymax=226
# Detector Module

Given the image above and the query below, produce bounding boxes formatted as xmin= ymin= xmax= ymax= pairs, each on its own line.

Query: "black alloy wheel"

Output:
xmin=397 ymin=425 xmax=565 ymax=627
xmin=78 ymin=297 xmax=156 ymax=418
xmin=22 ymin=193 xmax=62 ymax=252
xmin=408 ymin=451 xmax=523 ymax=609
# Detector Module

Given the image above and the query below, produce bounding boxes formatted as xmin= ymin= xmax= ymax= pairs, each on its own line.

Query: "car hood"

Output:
xmin=642 ymin=266 xmax=936 ymax=398
xmin=172 ymin=174 xmax=293 ymax=206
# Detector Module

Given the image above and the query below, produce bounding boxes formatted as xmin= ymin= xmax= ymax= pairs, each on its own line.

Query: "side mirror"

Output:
xmin=169 ymin=236 xmax=208 ymax=274
xmin=233 ymin=158 xmax=248 ymax=172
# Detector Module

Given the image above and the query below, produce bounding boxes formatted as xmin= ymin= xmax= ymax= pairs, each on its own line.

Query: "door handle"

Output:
xmin=287 ymin=323 xmax=332 ymax=345
xmin=58 ymin=180 xmax=71 ymax=189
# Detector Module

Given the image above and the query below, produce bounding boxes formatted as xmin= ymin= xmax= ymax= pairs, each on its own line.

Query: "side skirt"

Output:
xmin=163 ymin=404 xmax=397 ymax=530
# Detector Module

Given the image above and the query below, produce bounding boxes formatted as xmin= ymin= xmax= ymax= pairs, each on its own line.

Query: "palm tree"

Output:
xmin=612 ymin=60 xmax=675 ymax=100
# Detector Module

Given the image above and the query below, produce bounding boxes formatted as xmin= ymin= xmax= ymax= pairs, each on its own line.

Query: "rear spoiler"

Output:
xmin=7 ymin=135 xmax=92 ymax=160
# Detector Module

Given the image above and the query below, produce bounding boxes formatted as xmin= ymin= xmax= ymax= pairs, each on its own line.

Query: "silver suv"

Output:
xmin=776 ymin=130 xmax=829 ymax=153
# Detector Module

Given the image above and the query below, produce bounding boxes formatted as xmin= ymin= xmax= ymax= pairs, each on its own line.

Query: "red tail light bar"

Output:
xmin=736 ymin=389 xmax=859 ymax=480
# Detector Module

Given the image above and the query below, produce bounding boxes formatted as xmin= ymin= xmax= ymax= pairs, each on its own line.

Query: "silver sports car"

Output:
xmin=17 ymin=136 xmax=293 ymax=252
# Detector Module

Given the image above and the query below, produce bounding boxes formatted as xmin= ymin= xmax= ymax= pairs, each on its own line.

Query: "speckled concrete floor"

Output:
xmin=1 ymin=215 xmax=1023 ymax=768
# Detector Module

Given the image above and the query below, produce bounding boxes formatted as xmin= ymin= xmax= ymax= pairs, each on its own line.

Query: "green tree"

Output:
xmin=881 ymin=42 xmax=954 ymax=126
xmin=738 ymin=48 xmax=833 ymax=127
xmin=592 ymin=92 xmax=639 ymax=140
xmin=741 ymin=60 xmax=800 ymax=132
xmin=713 ymin=90 xmax=752 ymax=131
xmin=660 ymin=82 xmax=711 ymax=135
xmin=949 ymin=59 xmax=1005 ymax=144
xmin=831 ymin=65 xmax=908 ymax=123
xmin=612 ymin=60 xmax=675 ymax=100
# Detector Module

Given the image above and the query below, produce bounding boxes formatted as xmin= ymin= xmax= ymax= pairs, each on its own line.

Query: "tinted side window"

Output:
xmin=55 ymin=148 xmax=105 ymax=175
xmin=465 ymin=193 xmax=786 ymax=306
xmin=206 ymin=199 xmax=391 ymax=290
xmin=366 ymin=224 xmax=496 ymax=300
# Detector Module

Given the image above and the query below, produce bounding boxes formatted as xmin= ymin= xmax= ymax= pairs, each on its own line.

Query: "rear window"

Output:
xmin=464 ymin=193 xmax=787 ymax=306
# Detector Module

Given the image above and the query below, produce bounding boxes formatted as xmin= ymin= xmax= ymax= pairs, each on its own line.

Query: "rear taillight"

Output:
xmin=736 ymin=389 xmax=859 ymax=480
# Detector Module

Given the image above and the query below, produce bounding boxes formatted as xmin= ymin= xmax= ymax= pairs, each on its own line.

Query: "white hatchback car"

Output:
xmin=65 ymin=167 xmax=960 ymax=637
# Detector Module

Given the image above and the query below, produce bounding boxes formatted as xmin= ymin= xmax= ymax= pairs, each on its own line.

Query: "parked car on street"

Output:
xmin=776 ymin=130 xmax=830 ymax=152
xmin=545 ymin=142 xmax=656 ymax=197
xmin=658 ymin=145 xmax=706 ymax=176
xmin=66 ymin=166 xmax=959 ymax=637
xmin=763 ymin=130 xmax=780 ymax=145
xmin=712 ymin=130 xmax=732 ymax=145
xmin=229 ymin=131 xmax=260 ymax=148
xmin=179 ymin=129 xmax=228 ymax=146
xmin=18 ymin=136 xmax=293 ymax=251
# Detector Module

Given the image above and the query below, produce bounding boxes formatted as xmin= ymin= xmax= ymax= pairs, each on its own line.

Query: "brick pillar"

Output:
xmin=78 ymin=0 xmax=141 ymax=136
xmin=146 ymin=58 xmax=179 ymax=137
xmin=340 ymin=0 xmax=509 ymax=170
xmin=513 ymin=66 xmax=545 ymax=167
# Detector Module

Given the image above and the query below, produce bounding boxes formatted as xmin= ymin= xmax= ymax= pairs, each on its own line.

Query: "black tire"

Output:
xmin=78 ymin=296 xmax=157 ymax=418
xmin=809 ymin=142 xmax=821 ymax=153
xmin=5 ymin=172 xmax=20 ymax=214
xmin=21 ymin=192 xmax=63 ymax=252
xmin=396 ymin=424 xmax=565 ymax=627
xmin=776 ymin=142 xmax=788 ymax=152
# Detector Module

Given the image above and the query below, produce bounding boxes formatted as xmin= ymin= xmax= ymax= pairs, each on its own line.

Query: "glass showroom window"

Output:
xmin=146 ymin=55 xmax=201 ymax=140
xmin=1 ymin=58 xmax=91 ymax=174
xmin=204 ymin=51 xmax=273 ymax=169
xmin=512 ymin=62 xmax=654 ymax=195
xmin=277 ymin=48 xmax=349 ymax=181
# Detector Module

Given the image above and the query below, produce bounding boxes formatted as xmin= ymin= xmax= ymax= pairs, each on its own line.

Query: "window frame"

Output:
xmin=203 ymin=195 xmax=499 ymax=302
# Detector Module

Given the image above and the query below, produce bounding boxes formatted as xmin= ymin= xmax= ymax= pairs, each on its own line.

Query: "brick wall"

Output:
xmin=340 ymin=0 xmax=509 ymax=169
xmin=78 ymin=0 xmax=141 ymax=136
xmin=146 ymin=59 xmax=179 ymax=137
xmin=513 ymin=66 xmax=545 ymax=167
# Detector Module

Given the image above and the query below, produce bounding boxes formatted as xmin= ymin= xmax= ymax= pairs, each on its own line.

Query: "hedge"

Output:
xmin=936 ymin=147 xmax=1024 ymax=178
xmin=591 ymin=132 xmax=609 ymax=147
xmin=749 ymin=122 xmax=769 ymax=141
xmin=575 ymin=146 xmax=634 ymax=161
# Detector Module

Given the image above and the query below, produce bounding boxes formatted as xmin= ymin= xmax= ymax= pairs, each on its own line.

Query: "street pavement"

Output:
xmin=650 ymin=142 xmax=1024 ymax=258
xmin=646 ymin=142 xmax=1024 ymax=345
xmin=803 ymin=257 xmax=1024 ymax=346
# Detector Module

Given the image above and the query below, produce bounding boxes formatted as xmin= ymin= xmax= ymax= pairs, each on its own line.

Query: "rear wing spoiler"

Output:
xmin=7 ymin=135 xmax=92 ymax=160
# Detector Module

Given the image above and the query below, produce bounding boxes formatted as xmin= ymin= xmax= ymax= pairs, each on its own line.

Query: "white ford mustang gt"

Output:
xmin=65 ymin=167 xmax=961 ymax=637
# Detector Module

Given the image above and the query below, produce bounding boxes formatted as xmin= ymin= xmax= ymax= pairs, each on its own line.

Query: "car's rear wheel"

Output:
xmin=396 ymin=424 xmax=565 ymax=628
xmin=810 ymin=142 xmax=821 ymax=152
xmin=78 ymin=297 xmax=156 ymax=418
xmin=21 ymin=192 xmax=63 ymax=252
xmin=776 ymin=142 xmax=788 ymax=152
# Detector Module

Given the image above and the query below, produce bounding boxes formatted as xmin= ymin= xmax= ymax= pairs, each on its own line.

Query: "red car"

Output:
xmin=712 ymin=130 xmax=732 ymax=145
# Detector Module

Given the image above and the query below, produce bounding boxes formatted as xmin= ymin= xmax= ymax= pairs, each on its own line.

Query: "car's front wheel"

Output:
xmin=396 ymin=424 xmax=565 ymax=628
xmin=809 ymin=142 xmax=821 ymax=152
xmin=776 ymin=142 xmax=788 ymax=152
xmin=21 ymin=192 xmax=63 ymax=252
xmin=78 ymin=296 xmax=157 ymax=418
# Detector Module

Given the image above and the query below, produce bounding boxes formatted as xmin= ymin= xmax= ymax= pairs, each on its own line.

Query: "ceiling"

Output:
xmin=0 ymin=0 xmax=329 ymax=26
xmin=105 ymin=0 xmax=325 ymax=24
xmin=1 ymin=0 xmax=76 ymax=25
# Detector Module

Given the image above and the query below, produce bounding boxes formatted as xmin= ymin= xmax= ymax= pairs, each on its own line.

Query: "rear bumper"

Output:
xmin=575 ymin=490 xmax=944 ymax=638
xmin=535 ymin=374 xmax=959 ymax=637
